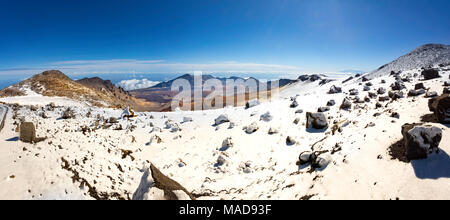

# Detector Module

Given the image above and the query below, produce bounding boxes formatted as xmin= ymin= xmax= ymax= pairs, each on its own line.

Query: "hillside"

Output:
xmin=367 ymin=44 xmax=450 ymax=79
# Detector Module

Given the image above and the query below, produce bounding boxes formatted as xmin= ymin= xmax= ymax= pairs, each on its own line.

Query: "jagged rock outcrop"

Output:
xmin=132 ymin=164 xmax=194 ymax=200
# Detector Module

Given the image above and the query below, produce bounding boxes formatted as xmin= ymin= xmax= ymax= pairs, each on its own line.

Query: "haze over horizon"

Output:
xmin=1 ymin=0 xmax=450 ymax=76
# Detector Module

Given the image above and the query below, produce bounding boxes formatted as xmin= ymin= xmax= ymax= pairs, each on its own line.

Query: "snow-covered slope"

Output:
xmin=0 ymin=65 xmax=449 ymax=200
xmin=366 ymin=44 xmax=450 ymax=79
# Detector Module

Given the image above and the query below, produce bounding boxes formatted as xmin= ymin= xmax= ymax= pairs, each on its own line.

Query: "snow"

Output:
xmin=0 ymin=68 xmax=449 ymax=200
xmin=0 ymin=87 xmax=87 ymax=107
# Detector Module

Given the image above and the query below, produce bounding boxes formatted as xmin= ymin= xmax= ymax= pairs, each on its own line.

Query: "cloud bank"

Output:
xmin=116 ymin=78 xmax=160 ymax=91
xmin=0 ymin=59 xmax=303 ymax=75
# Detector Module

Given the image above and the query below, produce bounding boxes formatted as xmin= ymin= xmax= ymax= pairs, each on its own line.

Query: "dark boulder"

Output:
xmin=340 ymin=98 xmax=352 ymax=110
xmin=391 ymin=80 xmax=406 ymax=91
xmin=19 ymin=122 xmax=36 ymax=143
xmin=414 ymin=83 xmax=425 ymax=90
xmin=368 ymin=92 xmax=377 ymax=99
xmin=377 ymin=87 xmax=386 ymax=95
xmin=342 ymin=76 xmax=353 ymax=84
xmin=389 ymin=91 xmax=404 ymax=100
xmin=428 ymin=94 xmax=450 ymax=124
xmin=349 ymin=89 xmax=359 ymax=96
xmin=378 ymin=96 xmax=390 ymax=102
xmin=306 ymin=112 xmax=328 ymax=129
xmin=421 ymin=69 xmax=440 ymax=80
xmin=444 ymin=87 xmax=450 ymax=94
xmin=401 ymin=123 xmax=442 ymax=160
xmin=328 ymin=85 xmax=342 ymax=94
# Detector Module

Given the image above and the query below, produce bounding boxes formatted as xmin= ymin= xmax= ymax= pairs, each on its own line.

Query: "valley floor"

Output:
xmin=0 ymin=69 xmax=449 ymax=200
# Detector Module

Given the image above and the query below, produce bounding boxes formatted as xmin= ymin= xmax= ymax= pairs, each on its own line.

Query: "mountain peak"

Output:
xmin=39 ymin=70 xmax=71 ymax=80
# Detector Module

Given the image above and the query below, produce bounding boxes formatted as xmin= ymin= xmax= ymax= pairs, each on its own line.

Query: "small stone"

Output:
xmin=286 ymin=136 xmax=296 ymax=146
xmin=324 ymin=98 xmax=335 ymax=106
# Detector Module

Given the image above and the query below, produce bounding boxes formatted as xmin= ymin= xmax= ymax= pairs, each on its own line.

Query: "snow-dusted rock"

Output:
xmin=290 ymin=100 xmax=298 ymax=108
xmin=260 ymin=112 xmax=273 ymax=122
xmin=286 ymin=136 xmax=296 ymax=146
xmin=377 ymin=87 xmax=386 ymax=95
xmin=318 ymin=107 xmax=330 ymax=112
xmin=298 ymin=151 xmax=314 ymax=165
xmin=214 ymin=114 xmax=230 ymax=125
xmin=421 ymin=68 xmax=440 ymax=80
xmin=151 ymin=127 xmax=162 ymax=133
xmin=428 ymin=94 xmax=450 ymax=124
xmin=306 ymin=112 xmax=328 ymax=129
xmin=425 ymin=91 xmax=438 ymax=98
xmin=327 ymin=100 xmax=336 ymax=106
xmin=121 ymin=106 xmax=136 ymax=119
xmin=61 ymin=108 xmax=75 ymax=119
xmin=19 ymin=122 xmax=36 ymax=143
xmin=443 ymin=87 xmax=450 ymax=94
xmin=340 ymin=98 xmax=352 ymax=110
xmin=368 ymin=92 xmax=378 ymax=99
xmin=220 ymin=137 xmax=233 ymax=151
xmin=389 ymin=91 xmax=404 ymax=100
xmin=216 ymin=153 xmax=228 ymax=166
xmin=408 ymin=89 xmax=426 ymax=97
xmin=391 ymin=80 xmax=406 ymax=91
xmin=401 ymin=124 xmax=442 ymax=160
xmin=228 ymin=121 xmax=236 ymax=129
xmin=149 ymin=135 xmax=162 ymax=145
xmin=391 ymin=112 xmax=400 ymax=119
xmin=349 ymin=89 xmax=359 ymax=96
xmin=165 ymin=120 xmax=181 ymax=132
xmin=311 ymin=154 xmax=332 ymax=169
xmin=244 ymin=122 xmax=259 ymax=134
xmin=268 ymin=127 xmax=279 ymax=135
xmin=328 ymin=85 xmax=342 ymax=94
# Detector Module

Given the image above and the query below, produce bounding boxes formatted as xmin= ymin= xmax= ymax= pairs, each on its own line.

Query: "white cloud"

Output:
xmin=116 ymin=79 xmax=160 ymax=91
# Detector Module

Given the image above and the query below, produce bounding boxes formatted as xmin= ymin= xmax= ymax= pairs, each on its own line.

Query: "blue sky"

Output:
xmin=0 ymin=0 xmax=449 ymax=76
